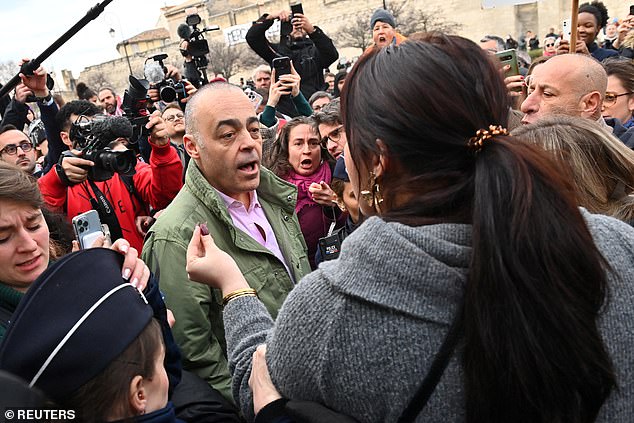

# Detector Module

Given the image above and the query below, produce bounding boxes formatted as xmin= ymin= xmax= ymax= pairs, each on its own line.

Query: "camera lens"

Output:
xmin=160 ymin=85 xmax=177 ymax=103
xmin=95 ymin=149 xmax=136 ymax=175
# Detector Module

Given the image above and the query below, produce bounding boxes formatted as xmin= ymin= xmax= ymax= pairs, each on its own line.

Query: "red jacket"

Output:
xmin=39 ymin=142 xmax=183 ymax=252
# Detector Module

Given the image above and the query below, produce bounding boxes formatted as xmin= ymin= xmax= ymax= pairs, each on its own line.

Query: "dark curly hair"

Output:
xmin=76 ymin=82 xmax=97 ymax=101
xmin=579 ymin=1 xmax=609 ymax=29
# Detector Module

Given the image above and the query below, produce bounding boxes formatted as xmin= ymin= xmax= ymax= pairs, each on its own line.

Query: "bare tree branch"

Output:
xmin=0 ymin=60 xmax=19 ymax=85
xmin=207 ymin=42 xmax=265 ymax=80
xmin=336 ymin=13 xmax=373 ymax=51
xmin=83 ymin=71 xmax=111 ymax=91
xmin=336 ymin=1 xmax=462 ymax=50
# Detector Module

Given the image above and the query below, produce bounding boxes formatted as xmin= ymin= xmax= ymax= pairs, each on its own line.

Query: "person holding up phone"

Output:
xmin=259 ymin=61 xmax=313 ymax=158
xmin=245 ymin=6 xmax=339 ymax=110
xmin=557 ymin=1 xmax=619 ymax=61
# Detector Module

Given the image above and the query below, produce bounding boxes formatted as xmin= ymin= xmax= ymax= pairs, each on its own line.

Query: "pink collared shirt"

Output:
xmin=215 ymin=189 xmax=292 ymax=279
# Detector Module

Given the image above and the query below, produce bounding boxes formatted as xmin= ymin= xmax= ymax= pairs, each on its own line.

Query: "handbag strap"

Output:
xmin=397 ymin=305 xmax=464 ymax=423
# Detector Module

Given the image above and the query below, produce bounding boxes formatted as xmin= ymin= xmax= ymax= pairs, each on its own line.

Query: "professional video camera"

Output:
xmin=177 ymin=8 xmax=220 ymax=84
xmin=145 ymin=53 xmax=187 ymax=104
xmin=121 ymin=75 xmax=151 ymax=142
xmin=66 ymin=115 xmax=137 ymax=182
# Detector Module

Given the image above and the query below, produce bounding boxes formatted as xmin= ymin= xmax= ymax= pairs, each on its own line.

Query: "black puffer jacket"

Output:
xmin=246 ymin=14 xmax=339 ymax=101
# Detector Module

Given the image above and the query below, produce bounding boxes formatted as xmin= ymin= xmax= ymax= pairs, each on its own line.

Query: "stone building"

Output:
xmin=77 ymin=0 xmax=630 ymax=92
xmin=115 ymin=28 xmax=171 ymax=58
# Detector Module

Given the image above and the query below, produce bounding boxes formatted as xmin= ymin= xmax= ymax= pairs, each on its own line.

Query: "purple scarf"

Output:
xmin=285 ymin=161 xmax=332 ymax=213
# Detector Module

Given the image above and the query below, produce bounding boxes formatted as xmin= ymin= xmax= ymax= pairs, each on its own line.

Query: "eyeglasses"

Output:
xmin=321 ymin=125 xmax=344 ymax=145
xmin=164 ymin=113 xmax=184 ymax=122
xmin=0 ymin=141 xmax=34 ymax=156
xmin=604 ymin=91 xmax=634 ymax=105
xmin=545 ymin=43 xmax=555 ymax=47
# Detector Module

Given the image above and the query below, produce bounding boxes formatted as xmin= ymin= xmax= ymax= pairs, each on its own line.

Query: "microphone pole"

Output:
xmin=0 ymin=0 xmax=114 ymax=98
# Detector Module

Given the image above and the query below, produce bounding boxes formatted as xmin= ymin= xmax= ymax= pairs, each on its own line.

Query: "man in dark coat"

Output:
xmin=246 ymin=8 xmax=338 ymax=117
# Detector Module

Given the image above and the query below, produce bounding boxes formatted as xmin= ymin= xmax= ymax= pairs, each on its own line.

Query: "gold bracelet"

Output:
xmin=222 ymin=288 xmax=257 ymax=307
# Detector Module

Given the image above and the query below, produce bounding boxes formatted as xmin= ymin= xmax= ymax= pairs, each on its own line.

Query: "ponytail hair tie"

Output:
xmin=468 ymin=125 xmax=509 ymax=152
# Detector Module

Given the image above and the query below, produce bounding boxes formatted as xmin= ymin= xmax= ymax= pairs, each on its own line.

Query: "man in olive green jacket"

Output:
xmin=142 ymin=83 xmax=311 ymax=404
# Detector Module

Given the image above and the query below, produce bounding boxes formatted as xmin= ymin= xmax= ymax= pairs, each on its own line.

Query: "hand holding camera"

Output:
xmin=61 ymin=150 xmax=93 ymax=184
xmin=147 ymin=110 xmax=169 ymax=147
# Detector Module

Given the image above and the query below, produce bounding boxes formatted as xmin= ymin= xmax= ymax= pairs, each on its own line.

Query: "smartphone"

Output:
xmin=244 ymin=87 xmax=263 ymax=111
xmin=272 ymin=56 xmax=292 ymax=82
xmin=562 ymin=19 xmax=571 ymax=42
xmin=495 ymin=49 xmax=519 ymax=77
xmin=290 ymin=3 xmax=304 ymax=17
xmin=72 ymin=210 xmax=104 ymax=249
xmin=630 ymin=5 xmax=634 ymax=16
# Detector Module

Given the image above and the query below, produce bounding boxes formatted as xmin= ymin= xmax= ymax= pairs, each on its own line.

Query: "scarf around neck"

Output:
xmin=285 ymin=161 xmax=331 ymax=213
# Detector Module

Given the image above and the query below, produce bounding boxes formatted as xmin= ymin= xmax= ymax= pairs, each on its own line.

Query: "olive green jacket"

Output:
xmin=142 ymin=162 xmax=310 ymax=404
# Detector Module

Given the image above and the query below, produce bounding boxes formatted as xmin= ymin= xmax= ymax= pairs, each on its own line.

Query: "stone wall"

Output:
xmin=77 ymin=0 xmax=630 ymax=91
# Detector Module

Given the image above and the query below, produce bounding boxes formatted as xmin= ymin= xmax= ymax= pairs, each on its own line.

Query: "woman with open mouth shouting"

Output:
xmin=265 ymin=116 xmax=343 ymax=269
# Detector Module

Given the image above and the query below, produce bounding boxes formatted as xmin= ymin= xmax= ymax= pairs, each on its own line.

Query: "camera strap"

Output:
xmin=86 ymin=180 xmax=124 ymax=242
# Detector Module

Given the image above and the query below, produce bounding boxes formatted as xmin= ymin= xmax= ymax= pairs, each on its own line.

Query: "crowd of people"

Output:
xmin=0 ymin=1 xmax=633 ymax=422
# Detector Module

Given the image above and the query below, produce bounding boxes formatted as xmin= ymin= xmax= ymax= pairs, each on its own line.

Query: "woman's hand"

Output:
xmin=502 ymin=66 xmax=524 ymax=98
xmin=249 ymin=344 xmax=282 ymax=416
xmin=111 ymin=239 xmax=150 ymax=291
xmin=186 ymin=224 xmax=249 ymax=295
xmin=556 ymin=39 xmax=590 ymax=55
xmin=267 ymin=70 xmax=288 ymax=108
xmin=309 ymin=181 xmax=336 ymax=206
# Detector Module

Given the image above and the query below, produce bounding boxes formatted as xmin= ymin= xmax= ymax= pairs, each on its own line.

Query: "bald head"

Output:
xmin=549 ymin=54 xmax=608 ymax=93
xmin=184 ymin=83 xmax=245 ymax=144
xmin=520 ymin=54 xmax=607 ymax=124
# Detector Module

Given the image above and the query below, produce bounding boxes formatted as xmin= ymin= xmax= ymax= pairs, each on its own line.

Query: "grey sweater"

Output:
xmin=224 ymin=213 xmax=634 ymax=422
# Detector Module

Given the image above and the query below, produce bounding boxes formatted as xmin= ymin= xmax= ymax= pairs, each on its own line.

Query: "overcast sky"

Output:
xmin=0 ymin=0 xmax=181 ymax=78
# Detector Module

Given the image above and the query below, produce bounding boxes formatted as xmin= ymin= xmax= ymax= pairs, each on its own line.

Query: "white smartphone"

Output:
xmin=72 ymin=210 xmax=104 ymax=249
xmin=562 ymin=19 xmax=571 ymax=42
xmin=244 ymin=87 xmax=263 ymax=112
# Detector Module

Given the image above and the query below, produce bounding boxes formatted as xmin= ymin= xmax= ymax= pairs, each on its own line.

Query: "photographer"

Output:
xmin=146 ymin=62 xmax=197 ymax=111
xmin=179 ymin=40 xmax=203 ymax=88
xmin=6 ymin=60 xmax=66 ymax=175
xmin=37 ymin=99 xmax=183 ymax=253
xmin=246 ymin=8 xmax=338 ymax=105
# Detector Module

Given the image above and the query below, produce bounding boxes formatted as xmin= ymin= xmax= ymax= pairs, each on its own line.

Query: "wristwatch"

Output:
xmin=36 ymin=92 xmax=53 ymax=105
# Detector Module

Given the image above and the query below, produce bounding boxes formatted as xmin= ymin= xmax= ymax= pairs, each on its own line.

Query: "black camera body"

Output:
xmin=182 ymin=13 xmax=211 ymax=58
xmin=146 ymin=53 xmax=188 ymax=104
xmin=177 ymin=11 xmax=220 ymax=85
xmin=156 ymin=78 xmax=187 ymax=103
xmin=68 ymin=115 xmax=136 ymax=182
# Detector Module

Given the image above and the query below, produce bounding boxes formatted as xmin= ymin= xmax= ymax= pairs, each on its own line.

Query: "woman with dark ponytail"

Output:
xmin=185 ymin=34 xmax=634 ymax=422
